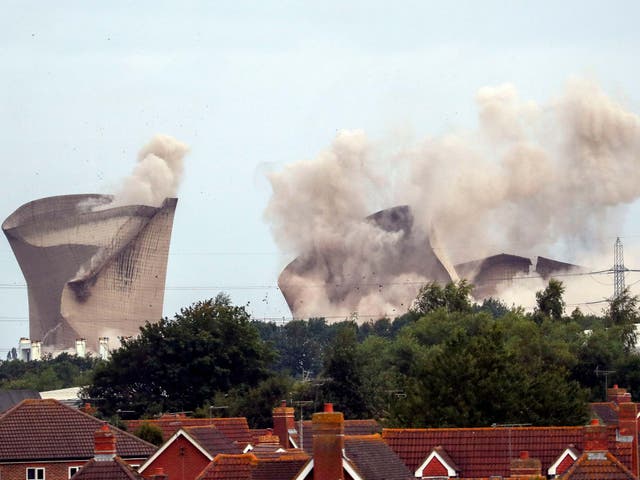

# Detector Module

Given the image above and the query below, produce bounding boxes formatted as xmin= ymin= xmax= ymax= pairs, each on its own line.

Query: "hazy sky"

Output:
xmin=1 ymin=1 xmax=640 ymax=356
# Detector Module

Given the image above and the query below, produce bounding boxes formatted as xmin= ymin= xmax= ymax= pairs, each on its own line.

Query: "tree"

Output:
xmin=133 ymin=422 xmax=164 ymax=446
xmin=319 ymin=323 xmax=368 ymax=419
xmin=533 ymin=279 xmax=566 ymax=323
xmin=411 ymin=280 xmax=473 ymax=316
xmin=606 ymin=288 xmax=640 ymax=352
xmin=85 ymin=294 xmax=276 ymax=417
xmin=388 ymin=309 xmax=588 ymax=427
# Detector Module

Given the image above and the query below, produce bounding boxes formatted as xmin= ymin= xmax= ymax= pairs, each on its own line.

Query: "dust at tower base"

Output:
xmin=2 ymin=194 xmax=178 ymax=353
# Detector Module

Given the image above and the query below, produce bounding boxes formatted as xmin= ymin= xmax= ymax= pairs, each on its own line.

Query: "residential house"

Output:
xmin=0 ymin=399 xmax=156 ymax=480
xmin=70 ymin=424 xmax=149 ymax=480
xmin=138 ymin=425 xmax=246 ymax=479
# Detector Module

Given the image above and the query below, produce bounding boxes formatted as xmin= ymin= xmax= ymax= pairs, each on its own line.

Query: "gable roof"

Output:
xmin=560 ymin=451 xmax=638 ymax=480
xmin=70 ymin=457 xmax=145 ymax=480
xmin=415 ymin=446 xmax=460 ymax=478
xmin=139 ymin=426 xmax=243 ymax=474
xmin=0 ymin=399 xmax=156 ymax=462
xmin=382 ymin=425 xmax=631 ymax=479
xmin=126 ymin=416 xmax=253 ymax=444
xmin=185 ymin=426 xmax=244 ymax=455
xmin=344 ymin=435 xmax=414 ymax=480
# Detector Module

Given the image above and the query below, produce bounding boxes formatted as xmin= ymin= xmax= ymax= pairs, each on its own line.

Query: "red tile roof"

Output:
xmin=560 ymin=451 xmax=638 ymax=480
xmin=71 ymin=457 xmax=145 ymax=480
xmin=382 ymin=425 xmax=630 ymax=478
xmin=196 ymin=453 xmax=256 ymax=480
xmin=196 ymin=451 xmax=309 ymax=480
xmin=126 ymin=416 xmax=252 ymax=444
xmin=0 ymin=399 xmax=156 ymax=462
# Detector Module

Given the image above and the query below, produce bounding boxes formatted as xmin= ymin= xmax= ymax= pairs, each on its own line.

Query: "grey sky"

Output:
xmin=1 ymin=1 xmax=639 ymax=355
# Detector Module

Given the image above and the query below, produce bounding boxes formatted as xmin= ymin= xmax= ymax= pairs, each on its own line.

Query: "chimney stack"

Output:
xmin=94 ymin=424 xmax=116 ymax=461
xmin=584 ymin=419 xmax=608 ymax=452
xmin=618 ymin=402 xmax=639 ymax=477
xmin=510 ymin=451 xmax=542 ymax=479
xmin=273 ymin=400 xmax=295 ymax=449
xmin=607 ymin=384 xmax=632 ymax=404
xmin=312 ymin=403 xmax=344 ymax=480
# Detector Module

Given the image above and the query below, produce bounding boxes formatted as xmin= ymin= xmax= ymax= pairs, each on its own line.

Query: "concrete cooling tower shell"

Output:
xmin=278 ymin=205 xmax=452 ymax=319
xmin=277 ymin=204 xmax=585 ymax=320
xmin=2 ymin=194 xmax=177 ymax=352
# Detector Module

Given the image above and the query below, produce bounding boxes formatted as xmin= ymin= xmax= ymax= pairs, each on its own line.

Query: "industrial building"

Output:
xmin=2 ymin=194 xmax=177 ymax=353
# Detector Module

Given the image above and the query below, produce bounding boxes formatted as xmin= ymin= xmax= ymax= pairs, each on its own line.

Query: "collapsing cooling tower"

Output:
xmin=278 ymin=205 xmax=452 ymax=318
xmin=2 ymin=194 xmax=177 ymax=352
xmin=278 ymin=205 xmax=583 ymax=320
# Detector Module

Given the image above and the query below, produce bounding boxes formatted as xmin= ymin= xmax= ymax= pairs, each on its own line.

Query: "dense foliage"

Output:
xmin=85 ymin=293 xmax=275 ymax=417
xmin=4 ymin=281 xmax=640 ymax=431
xmin=0 ymin=353 xmax=96 ymax=391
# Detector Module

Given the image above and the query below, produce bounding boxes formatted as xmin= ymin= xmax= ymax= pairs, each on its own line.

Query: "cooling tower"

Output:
xmin=278 ymin=205 xmax=584 ymax=320
xmin=278 ymin=205 xmax=452 ymax=319
xmin=2 ymin=194 xmax=177 ymax=352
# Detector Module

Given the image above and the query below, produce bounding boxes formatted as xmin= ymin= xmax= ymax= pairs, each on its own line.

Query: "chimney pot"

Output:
xmin=520 ymin=450 xmax=529 ymax=459
xmin=590 ymin=418 xmax=599 ymax=425
xmin=324 ymin=403 xmax=334 ymax=413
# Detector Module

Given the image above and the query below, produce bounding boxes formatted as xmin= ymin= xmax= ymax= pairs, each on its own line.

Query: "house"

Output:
xmin=70 ymin=424 xmax=152 ymax=480
xmin=138 ymin=425 xmax=246 ymax=479
xmin=382 ymin=415 xmax=638 ymax=479
xmin=292 ymin=403 xmax=413 ymax=480
xmin=194 ymin=403 xmax=409 ymax=480
xmin=558 ymin=419 xmax=638 ymax=480
xmin=0 ymin=399 xmax=156 ymax=480
xmin=126 ymin=415 xmax=252 ymax=446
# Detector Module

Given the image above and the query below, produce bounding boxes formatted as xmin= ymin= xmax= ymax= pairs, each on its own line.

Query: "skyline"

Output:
xmin=2 ymin=1 xmax=640 ymax=355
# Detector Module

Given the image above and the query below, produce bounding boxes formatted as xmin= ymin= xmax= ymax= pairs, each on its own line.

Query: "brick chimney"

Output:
xmin=584 ymin=419 xmax=608 ymax=452
xmin=312 ymin=403 xmax=344 ymax=480
xmin=618 ymin=402 xmax=639 ymax=477
xmin=94 ymin=424 xmax=116 ymax=461
xmin=510 ymin=450 xmax=542 ymax=479
xmin=607 ymin=384 xmax=632 ymax=404
xmin=273 ymin=400 xmax=295 ymax=449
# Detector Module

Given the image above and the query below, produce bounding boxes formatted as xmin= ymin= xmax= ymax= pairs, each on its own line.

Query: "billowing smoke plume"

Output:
xmin=109 ymin=134 xmax=189 ymax=208
xmin=265 ymin=79 xmax=640 ymax=319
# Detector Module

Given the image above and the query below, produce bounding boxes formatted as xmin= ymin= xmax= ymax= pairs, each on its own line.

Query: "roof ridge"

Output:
xmin=382 ymin=425 xmax=585 ymax=433
xmin=345 ymin=434 xmax=383 ymax=441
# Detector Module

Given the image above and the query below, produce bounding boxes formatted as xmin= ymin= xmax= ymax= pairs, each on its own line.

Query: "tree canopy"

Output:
xmin=85 ymin=294 xmax=275 ymax=417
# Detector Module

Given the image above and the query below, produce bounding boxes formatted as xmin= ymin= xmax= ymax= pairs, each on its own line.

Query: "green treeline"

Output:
xmin=3 ymin=281 xmax=640 ymax=430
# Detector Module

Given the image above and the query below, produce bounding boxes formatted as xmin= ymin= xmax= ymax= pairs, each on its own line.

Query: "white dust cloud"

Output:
xmin=265 ymin=79 xmax=640 ymax=320
xmin=109 ymin=134 xmax=189 ymax=208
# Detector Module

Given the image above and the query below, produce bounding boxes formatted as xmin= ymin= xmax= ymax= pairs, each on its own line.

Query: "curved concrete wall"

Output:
xmin=2 ymin=194 xmax=177 ymax=352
